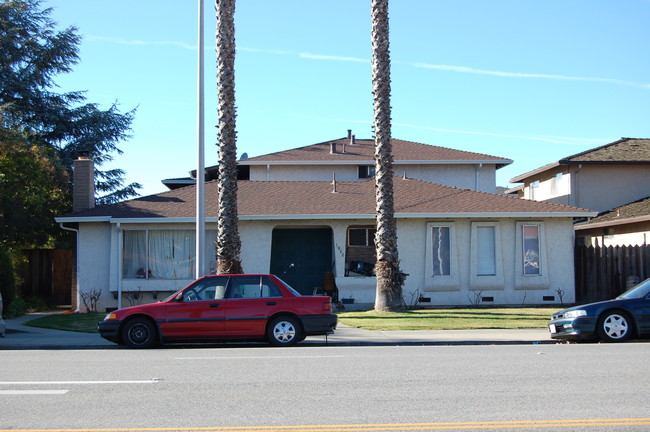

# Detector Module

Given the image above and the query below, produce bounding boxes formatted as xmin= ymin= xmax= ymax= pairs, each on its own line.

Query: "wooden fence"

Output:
xmin=575 ymin=244 xmax=650 ymax=304
xmin=17 ymin=249 xmax=73 ymax=307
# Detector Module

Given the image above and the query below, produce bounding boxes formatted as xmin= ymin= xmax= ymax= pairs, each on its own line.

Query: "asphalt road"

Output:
xmin=1 ymin=343 xmax=650 ymax=431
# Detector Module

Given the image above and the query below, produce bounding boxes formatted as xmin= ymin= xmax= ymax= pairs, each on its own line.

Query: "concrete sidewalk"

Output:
xmin=0 ymin=312 xmax=555 ymax=350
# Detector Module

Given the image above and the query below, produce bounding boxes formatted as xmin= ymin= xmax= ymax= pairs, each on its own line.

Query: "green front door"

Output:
xmin=269 ymin=228 xmax=333 ymax=295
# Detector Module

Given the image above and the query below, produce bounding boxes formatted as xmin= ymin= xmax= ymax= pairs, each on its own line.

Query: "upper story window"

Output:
xmin=358 ymin=165 xmax=376 ymax=179
xmin=529 ymin=181 xmax=540 ymax=200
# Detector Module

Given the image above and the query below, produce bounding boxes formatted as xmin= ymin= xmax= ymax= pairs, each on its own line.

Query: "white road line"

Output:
xmin=0 ymin=390 xmax=69 ymax=395
xmin=0 ymin=379 xmax=160 ymax=385
xmin=175 ymin=355 xmax=345 ymax=360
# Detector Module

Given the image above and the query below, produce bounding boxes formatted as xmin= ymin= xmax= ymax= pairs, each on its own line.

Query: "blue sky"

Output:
xmin=47 ymin=0 xmax=650 ymax=197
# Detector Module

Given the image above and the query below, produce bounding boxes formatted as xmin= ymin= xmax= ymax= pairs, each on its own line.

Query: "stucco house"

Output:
xmin=508 ymin=137 xmax=650 ymax=247
xmin=57 ymin=133 xmax=595 ymax=312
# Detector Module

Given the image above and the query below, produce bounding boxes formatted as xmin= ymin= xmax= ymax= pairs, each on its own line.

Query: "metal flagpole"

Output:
xmin=196 ymin=0 xmax=206 ymax=278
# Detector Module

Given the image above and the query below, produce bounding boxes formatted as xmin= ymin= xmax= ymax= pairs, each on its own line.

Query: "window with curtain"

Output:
xmin=432 ymin=226 xmax=450 ymax=276
xmin=123 ymin=229 xmax=218 ymax=280
xmin=522 ymin=224 xmax=540 ymax=275
xmin=477 ymin=226 xmax=496 ymax=276
xmin=122 ymin=231 xmax=147 ymax=278
xmin=148 ymin=230 xmax=195 ymax=279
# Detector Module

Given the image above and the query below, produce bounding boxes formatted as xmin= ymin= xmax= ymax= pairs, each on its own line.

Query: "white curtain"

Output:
xmin=148 ymin=230 xmax=195 ymax=279
xmin=523 ymin=225 xmax=540 ymax=275
xmin=123 ymin=231 xmax=146 ymax=278
xmin=477 ymin=226 xmax=496 ymax=276
xmin=432 ymin=227 xmax=450 ymax=276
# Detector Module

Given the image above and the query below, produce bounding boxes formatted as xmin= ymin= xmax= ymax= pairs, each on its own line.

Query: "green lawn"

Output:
xmin=337 ymin=308 xmax=559 ymax=331
xmin=22 ymin=308 xmax=559 ymax=333
xmin=24 ymin=312 xmax=104 ymax=333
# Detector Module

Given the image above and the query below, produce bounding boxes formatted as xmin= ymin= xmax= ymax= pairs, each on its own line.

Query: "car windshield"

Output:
xmin=617 ymin=278 xmax=650 ymax=300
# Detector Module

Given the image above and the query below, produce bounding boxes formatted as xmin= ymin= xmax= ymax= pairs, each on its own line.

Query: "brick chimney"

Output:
xmin=73 ymin=152 xmax=95 ymax=212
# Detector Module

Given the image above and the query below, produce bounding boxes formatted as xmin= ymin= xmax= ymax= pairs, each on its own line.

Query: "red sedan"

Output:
xmin=98 ymin=274 xmax=337 ymax=348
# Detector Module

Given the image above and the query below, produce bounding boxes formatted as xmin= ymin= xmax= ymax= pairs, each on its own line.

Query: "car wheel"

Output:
xmin=122 ymin=317 xmax=157 ymax=349
xmin=598 ymin=311 xmax=633 ymax=343
xmin=267 ymin=316 xmax=301 ymax=347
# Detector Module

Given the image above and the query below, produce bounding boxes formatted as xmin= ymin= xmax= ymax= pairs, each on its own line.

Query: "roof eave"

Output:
xmin=58 ymin=211 xmax=596 ymax=224
xmin=509 ymin=161 xmax=562 ymax=183
xmin=240 ymin=159 xmax=511 ymax=166
xmin=575 ymin=215 xmax=650 ymax=230
xmin=55 ymin=216 xmax=112 ymax=223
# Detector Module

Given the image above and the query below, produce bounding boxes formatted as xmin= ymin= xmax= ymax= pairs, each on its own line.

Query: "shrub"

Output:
xmin=25 ymin=296 xmax=49 ymax=312
xmin=6 ymin=297 xmax=27 ymax=318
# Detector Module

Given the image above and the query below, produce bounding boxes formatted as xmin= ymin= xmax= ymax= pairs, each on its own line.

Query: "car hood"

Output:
xmin=111 ymin=301 xmax=166 ymax=318
xmin=555 ymin=298 xmax=631 ymax=317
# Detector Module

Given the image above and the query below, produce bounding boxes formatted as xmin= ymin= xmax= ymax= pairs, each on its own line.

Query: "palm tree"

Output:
xmin=371 ymin=0 xmax=404 ymax=311
xmin=215 ymin=0 xmax=243 ymax=274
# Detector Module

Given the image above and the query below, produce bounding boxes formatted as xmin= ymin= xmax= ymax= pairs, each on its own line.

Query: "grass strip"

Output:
xmin=24 ymin=312 xmax=104 ymax=333
xmin=337 ymin=308 xmax=559 ymax=331
xmin=22 ymin=308 xmax=559 ymax=333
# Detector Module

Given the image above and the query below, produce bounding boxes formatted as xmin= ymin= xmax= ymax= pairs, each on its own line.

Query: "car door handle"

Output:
xmin=209 ymin=303 xmax=221 ymax=308
xmin=266 ymin=301 xmax=277 ymax=306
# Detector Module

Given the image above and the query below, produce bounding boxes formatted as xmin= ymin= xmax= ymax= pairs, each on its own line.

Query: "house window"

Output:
xmin=470 ymin=222 xmax=504 ymax=290
xmin=529 ymin=181 xmax=540 ymax=200
xmin=550 ymin=173 xmax=561 ymax=196
xmin=522 ymin=224 xmax=541 ymax=275
xmin=514 ymin=221 xmax=548 ymax=290
xmin=432 ymin=226 xmax=451 ymax=276
xmin=477 ymin=226 xmax=496 ymax=276
xmin=123 ymin=230 xmax=147 ymax=278
xmin=345 ymin=226 xmax=376 ymax=276
xmin=358 ymin=165 xmax=375 ymax=179
xmin=122 ymin=229 xmax=217 ymax=280
xmin=424 ymin=223 xmax=459 ymax=291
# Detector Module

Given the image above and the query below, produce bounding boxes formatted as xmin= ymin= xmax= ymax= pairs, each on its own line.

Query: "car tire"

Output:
xmin=597 ymin=311 xmax=633 ymax=343
xmin=267 ymin=316 xmax=302 ymax=347
xmin=122 ymin=317 xmax=157 ymax=349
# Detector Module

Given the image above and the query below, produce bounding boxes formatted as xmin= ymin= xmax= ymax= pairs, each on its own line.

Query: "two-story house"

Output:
xmin=508 ymin=138 xmax=650 ymax=247
xmin=56 ymin=132 xmax=594 ymax=312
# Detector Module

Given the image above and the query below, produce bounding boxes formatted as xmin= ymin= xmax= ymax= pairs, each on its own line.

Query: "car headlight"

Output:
xmin=563 ymin=310 xmax=587 ymax=318
xmin=104 ymin=312 xmax=117 ymax=321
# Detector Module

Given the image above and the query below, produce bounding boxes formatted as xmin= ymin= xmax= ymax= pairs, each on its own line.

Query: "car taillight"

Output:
xmin=322 ymin=301 xmax=332 ymax=312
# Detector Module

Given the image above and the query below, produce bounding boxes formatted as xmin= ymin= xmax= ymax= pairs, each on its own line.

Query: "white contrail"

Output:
xmin=412 ymin=62 xmax=650 ymax=89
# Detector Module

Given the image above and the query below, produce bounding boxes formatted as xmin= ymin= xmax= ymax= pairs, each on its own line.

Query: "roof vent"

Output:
xmin=347 ymin=129 xmax=352 ymax=139
xmin=351 ymin=135 xmax=356 ymax=145
xmin=332 ymin=173 xmax=338 ymax=193
xmin=330 ymin=142 xmax=337 ymax=154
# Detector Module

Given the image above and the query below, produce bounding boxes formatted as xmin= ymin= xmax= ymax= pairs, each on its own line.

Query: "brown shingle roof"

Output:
xmin=510 ymin=138 xmax=650 ymax=182
xmin=242 ymin=138 xmax=510 ymax=165
xmin=579 ymin=196 xmax=650 ymax=226
xmin=60 ymin=178 xmax=593 ymax=221
xmin=561 ymin=138 xmax=650 ymax=164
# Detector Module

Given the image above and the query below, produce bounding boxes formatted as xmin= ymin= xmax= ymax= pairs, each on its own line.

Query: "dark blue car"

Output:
xmin=548 ymin=278 xmax=650 ymax=342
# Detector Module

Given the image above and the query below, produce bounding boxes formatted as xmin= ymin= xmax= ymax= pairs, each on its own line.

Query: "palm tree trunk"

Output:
xmin=371 ymin=0 xmax=404 ymax=311
xmin=215 ymin=0 xmax=243 ymax=274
